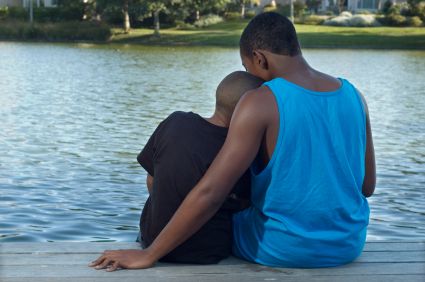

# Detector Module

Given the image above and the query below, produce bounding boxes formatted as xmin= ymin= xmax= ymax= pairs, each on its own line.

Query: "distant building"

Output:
xmin=256 ymin=0 xmax=406 ymax=11
xmin=347 ymin=0 xmax=406 ymax=11
xmin=0 ymin=0 xmax=57 ymax=7
xmin=347 ymin=0 xmax=381 ymax=10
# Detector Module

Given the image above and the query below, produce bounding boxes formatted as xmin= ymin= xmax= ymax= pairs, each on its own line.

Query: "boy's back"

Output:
xmin=233 ymin=77 xmax=369 ymax=267
xmin=138 ymin=111 xmax=249 ymax=264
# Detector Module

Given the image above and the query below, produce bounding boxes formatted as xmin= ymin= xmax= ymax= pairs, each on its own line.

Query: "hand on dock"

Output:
xmin=88 ymin=249 xmax=156 ymax=271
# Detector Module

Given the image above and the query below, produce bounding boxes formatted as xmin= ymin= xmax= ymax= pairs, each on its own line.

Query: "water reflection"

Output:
xmin=0 ymin=43 xmax=424 ymax=242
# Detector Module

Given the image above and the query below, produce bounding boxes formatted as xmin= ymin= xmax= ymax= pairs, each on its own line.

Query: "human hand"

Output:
xmin=88 ymin=249 xmax=156 ymax=272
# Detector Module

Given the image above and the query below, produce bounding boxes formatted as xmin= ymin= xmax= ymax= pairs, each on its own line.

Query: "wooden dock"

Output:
xmin=1 ymin=241 xmax=424 ymax=282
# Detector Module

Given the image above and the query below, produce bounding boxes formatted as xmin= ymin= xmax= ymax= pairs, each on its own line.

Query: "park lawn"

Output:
xmin=110 ymin=20 xmax=425 ymax=50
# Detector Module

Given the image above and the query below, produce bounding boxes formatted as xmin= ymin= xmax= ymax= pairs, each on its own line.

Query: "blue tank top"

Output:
xmin=233 ymin=77 xmax=370 ymax=268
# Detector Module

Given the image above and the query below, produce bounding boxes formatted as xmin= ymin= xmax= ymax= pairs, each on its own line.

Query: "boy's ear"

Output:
xmin=253 ymin=50 xmax=269 ymax=70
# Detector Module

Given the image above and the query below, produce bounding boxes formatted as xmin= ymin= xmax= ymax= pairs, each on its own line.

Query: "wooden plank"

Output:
xmin=1 ymin=241 xmax=424 ymax=282
xmin=1 ymin=250 xmax=424 ymax=266
xmin=2 ymin=241 xmax=423 ymax=254
xmin=1 ymin=275 xmax=425 ymax=282
xmin=362 ymin=241 xmax=425 ymax=252
xmin=1 ymin=262 xmax=424 ymax=278
xmin=0 ymin=242 xmax=141 ymax=254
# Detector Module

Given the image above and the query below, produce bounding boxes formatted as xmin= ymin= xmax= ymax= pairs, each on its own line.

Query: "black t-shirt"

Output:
xmin=137 ymin=111 xmax=250 ymax=264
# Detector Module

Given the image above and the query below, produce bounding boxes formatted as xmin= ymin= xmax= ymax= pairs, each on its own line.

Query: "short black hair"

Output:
xmin=240 ymin=12 xmax=301 ymax=58
xmin=215 ymin=71 xmax=263 ymax=120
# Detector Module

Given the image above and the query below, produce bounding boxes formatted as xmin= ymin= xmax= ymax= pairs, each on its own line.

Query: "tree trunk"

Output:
xmin=154 ymin=10 xmax=160 ymax=37
xmin=240 ymin=1 xmax=245 ymax=19
xmin=290 ymin=0 xmax=294 ymax=22
xmin=123 ymin=0 xmax=130 ymax=33
xmin=29 ymin=0 xmax=33 ymax=24
xmin=195 ymin=10 xmax=200 ymax=21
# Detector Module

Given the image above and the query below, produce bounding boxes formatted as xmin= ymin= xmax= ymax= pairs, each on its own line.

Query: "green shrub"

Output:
xmin=263 ymin=5 xmax=277 ymax=13
xmin=0 ymin=7 xmax=8 ymax=20
xmin=355 ymin=9 xmax=372 ymax=15
xmin=417 ymin=3 xmax=425 ymax=21
xmin=350 ymin=15 xmax=381 ymax=26
xmin=33 ymin=7 xmax=63 ymax=22
xmin=318 ymin=10 xmax=335 ymax=16
xmin=382 ymin=0 xmax=393 ymax=15
xmin=406 ymin=15 xmax=423 ymax=26
xmin=324 ymin=13 xmax=381 ymax=26
xmin=264 ymin=2 xmax=305 ymax=18
xmin=245 ymin=10 xmax=256 ymax=19
xmin=297 ymin=15 xmax=328 ymax=25
xmin=225 ymin=2 xmax=241 ymax=13
xmin=388 ymin=4 xmax=400 ymax=15
xmin=58 ymin=5 xmax=84 ymax=21
xmin=102 ymin=6 xmax=123 ymax=25
xmin=4 ymin=5 xmax=83 ymax=22
xmin=51 ymin=21 xmax=111 ymax=41
xmin=385 ymin=13 xmax=408 ymax=26
xmin=193 ymin=14 xmax=223 ymax=27
xmin=264 ymin=4 xmax=290 ymax=16
xmin=224 ymin=11 xmax=241 ymax=20
xmin=0 ymin=20 xmax=111 ymax=41
xmin=294 ymin=1 xmax=307 ymax=17
xmin=8 ymin=7 xmax=27 ymax=21
xmin=175 ymin=20 xmax=195 ymax=30
xmin=397 ymin=3 xmax=411 ymax=16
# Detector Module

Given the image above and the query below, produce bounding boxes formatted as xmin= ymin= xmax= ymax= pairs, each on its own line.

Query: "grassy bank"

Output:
xmin=0 ymin=19 xmax=424 ymax=49
xmin=111 ymin=20 xmax=425 ymax=50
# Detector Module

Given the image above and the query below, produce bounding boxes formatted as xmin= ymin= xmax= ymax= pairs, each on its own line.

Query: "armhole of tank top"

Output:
xmin=251 ymin=81 xmax=285 ymax=177
xmin=349 ymin=83 xmax=367 ymax=130
xmin=349 ymin=82 xmax=368 ymax=159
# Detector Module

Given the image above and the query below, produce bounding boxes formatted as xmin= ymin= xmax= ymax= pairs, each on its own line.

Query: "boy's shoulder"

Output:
xmin=160 ymin=111 xmax=201 ymax=125
xmin=166 ymin=111 xmax=198 ymax=121
xmin=155 ymin=111 xmax=200 ymax=131
xmin=154 ymin=111 xmax=224 ymax=142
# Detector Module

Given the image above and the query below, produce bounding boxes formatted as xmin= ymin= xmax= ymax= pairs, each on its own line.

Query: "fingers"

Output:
xmin=89 ymin=251 xmax=121 ymax=271
xmin=94 ymin=258 xmax=112 ymax=270
xmin=88 ymin=255 xmax=105 ymax=267
xmin=106 ymin=261 xmax=120 ymax=272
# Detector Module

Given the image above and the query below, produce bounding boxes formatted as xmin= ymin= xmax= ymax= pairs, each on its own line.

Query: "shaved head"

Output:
xmin=215 ymin=71 xmax=264 ymax=121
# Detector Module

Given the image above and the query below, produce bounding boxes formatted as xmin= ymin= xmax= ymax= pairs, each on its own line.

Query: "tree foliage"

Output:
xmin=22 ymin=0 xmax=257 ymax=34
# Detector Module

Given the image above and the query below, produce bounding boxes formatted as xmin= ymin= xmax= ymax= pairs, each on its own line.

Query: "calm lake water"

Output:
xmin=0 ymin=42 xmax=424 ymax=242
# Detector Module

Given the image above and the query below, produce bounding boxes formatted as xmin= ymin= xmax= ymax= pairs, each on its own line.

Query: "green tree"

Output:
xmin=95 ymin=0 xmax=133 ymax=32
xmin=306 ymin=0 xmax=322 ymax=13
xmin=177 ymin=0 xmax=230 ymax=21
xmin=131 ymin=0 xmax=172 ymax=36
xmin=407 ymin=0 xmax=423 ymax=17
xmin=123 ymin=0 xmax=130 ymax=32
xmin=57 ymin=0 xmax=85 ymax=20
xmin=147 ymin=1 xmax=168 ymax=36
xmin=233 ymin=0 xmax=255 ymax=19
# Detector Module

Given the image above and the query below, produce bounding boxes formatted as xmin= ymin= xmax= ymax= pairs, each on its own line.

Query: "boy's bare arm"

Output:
xmin=89 ymin=89 xmax=271 ymax=271
xmin=359 ymin=92 xmax=376 ymax=197
xmin=146 ymin=174 xmax=153 ymax=195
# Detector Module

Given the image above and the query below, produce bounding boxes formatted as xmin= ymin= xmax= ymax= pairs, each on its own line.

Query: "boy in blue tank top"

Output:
xmin=89 ymin=12 xmax=376 ymax=271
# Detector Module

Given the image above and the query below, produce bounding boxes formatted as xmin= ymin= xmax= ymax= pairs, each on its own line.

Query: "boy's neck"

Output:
xmin=268 ymin=54 xmax=340 ymax=91
xmin=269 ymin=54 xmax=312 ymax=79
xmin=204 ymin=112 xmax=229 ymax=128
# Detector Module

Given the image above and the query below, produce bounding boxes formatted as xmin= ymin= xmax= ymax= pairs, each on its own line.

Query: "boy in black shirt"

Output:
xmin=137 ymin=71 xmax=263 ymax=264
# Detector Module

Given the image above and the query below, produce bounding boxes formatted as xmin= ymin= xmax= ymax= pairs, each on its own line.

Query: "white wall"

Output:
xmin=0 ymin=0 xmax=23 ymax=7
xmin=20 ymin=0 xmax=57 ymax=8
